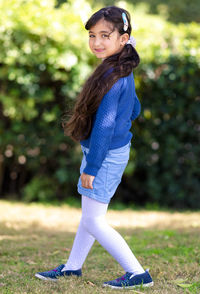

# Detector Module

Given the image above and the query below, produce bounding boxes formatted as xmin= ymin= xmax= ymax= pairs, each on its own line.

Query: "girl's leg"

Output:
xmin=61 ymin=196 xmax=98 ymax=271
xmin=81 ymin=195 xmax=145 ymax=274
xmin=61 ymin=217 xmax=95 ymax=271
xmin=63 ymin=195 xmax=144 ymax=275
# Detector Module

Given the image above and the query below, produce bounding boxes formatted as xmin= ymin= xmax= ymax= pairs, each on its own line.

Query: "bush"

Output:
xmin=123 ymin=55 xmax=200 ymax=209
xmin=98 ymin=0 xmax=200 ymax=23
xmin=21 ymin=175 xmax=57 ymax=202
xmin=0 ymin=0 xmax=199 ymax=208
xmin=117 ymin=10 xmax=200 ymax=209
xmin=0 ymin=0 xmax=92 ymax=199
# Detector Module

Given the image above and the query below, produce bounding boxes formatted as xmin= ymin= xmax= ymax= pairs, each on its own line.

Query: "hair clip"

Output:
xmin=122 ymin=12 xmax=128 ymax=31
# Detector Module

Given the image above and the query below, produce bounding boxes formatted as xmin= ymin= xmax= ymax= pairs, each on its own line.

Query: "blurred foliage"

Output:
xmin=0 ymin=0 xmax=199 ymax=208
xmin=57 ymin=0 xmax=200 ymax=24
xmin=123 ymin=55 xmax=200 ymax=209
xmin=21 ymin=175 xmax=57 ymax=202
xmin=0 ymin=0 xmax=95 ymax=200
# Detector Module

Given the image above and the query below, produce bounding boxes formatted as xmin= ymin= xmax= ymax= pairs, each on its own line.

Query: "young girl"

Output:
xmin=35 ymin=5 xmax=154 ymax=289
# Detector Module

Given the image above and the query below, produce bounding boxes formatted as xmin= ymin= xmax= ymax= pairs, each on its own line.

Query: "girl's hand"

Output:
xmin=80 ymin=172 xmax=95 ymax=189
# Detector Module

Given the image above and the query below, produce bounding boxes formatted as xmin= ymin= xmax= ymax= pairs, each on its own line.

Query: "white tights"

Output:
xmin=62 ymin=195 xmax=145 ymax=275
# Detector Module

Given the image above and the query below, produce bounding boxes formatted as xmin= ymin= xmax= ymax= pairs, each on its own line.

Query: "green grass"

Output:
xmin=0 ymin=200 xmax=200 ymax=294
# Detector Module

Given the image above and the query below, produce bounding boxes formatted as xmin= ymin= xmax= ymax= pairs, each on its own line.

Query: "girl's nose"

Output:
xmin=94 ymin=37 xmax=101 ymax=46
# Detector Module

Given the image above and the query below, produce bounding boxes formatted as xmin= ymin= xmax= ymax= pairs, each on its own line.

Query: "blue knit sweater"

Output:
xmin=80 ymin=70 xmax=141 ymax=176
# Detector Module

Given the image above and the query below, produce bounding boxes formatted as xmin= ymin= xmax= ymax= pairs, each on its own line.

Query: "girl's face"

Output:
xmin=88 ymin=19 xmax=129 ymax=60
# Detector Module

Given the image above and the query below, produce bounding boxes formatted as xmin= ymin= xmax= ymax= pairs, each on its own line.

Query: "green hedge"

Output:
xmin=0 ymin=0 xmax=94 ymax=200
xmin=0 ymin=0 xmax=199 ymax=208
xmin=122 ymin=55 xmax=200 ymax=209
xmin=120 ymin=13 xmax=200 ymax=209
xmin=96 ymin=0 xmax=200 ymax=24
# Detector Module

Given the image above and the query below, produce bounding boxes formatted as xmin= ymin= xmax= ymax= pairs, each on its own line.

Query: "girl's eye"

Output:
xmin=89 ymin=34 xmax=109 ymax=38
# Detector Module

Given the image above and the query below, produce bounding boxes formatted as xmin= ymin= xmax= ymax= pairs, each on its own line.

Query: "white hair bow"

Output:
xmin=126 ymin=36 xmax=136 ymax=48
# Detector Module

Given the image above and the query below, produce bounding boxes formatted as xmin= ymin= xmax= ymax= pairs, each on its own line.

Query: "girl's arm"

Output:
xmin=131 ymin=93 xmax=141 ymax=121
xmin=83 ymin=77 xmax=124 ymax=177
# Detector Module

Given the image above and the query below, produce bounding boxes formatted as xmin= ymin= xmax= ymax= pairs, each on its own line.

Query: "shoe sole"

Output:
xmin=102 ymin=281 xmax=154 ymax=289
xmin=35 ymin=273 xmax=58 ymax=282
xmin=35 ymin=273 xmax=82 ymax=281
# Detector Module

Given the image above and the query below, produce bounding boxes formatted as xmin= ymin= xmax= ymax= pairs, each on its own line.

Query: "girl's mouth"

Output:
xmin=95 ymin=49 xmax=104 ymax=52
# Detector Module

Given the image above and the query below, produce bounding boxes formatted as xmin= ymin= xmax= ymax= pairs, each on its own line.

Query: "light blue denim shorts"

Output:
xmin=77 ymin=141 xmax=131 ymax=204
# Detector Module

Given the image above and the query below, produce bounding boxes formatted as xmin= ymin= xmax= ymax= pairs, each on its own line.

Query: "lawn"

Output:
xmin=0 ymin=200 xmax=200 ymax=294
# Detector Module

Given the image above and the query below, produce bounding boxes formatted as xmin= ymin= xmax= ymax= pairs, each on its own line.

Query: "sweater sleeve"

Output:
xmin=131 ymin=93 xmax=141 ymax=121
xmin=83 ymin=77 xmax=124 ymax=176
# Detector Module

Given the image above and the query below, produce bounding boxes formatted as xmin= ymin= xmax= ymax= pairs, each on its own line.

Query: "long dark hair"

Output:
xmin=61 ymin=5 xmax=140 ymax=142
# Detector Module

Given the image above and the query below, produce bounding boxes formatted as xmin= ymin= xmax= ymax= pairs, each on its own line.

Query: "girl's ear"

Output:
xmin=120 ymin=33 xmax=130 ymax=47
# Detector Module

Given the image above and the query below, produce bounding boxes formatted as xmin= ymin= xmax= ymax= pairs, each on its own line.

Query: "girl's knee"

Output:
xmin=82 ymin=215 xmax=106 ymax=233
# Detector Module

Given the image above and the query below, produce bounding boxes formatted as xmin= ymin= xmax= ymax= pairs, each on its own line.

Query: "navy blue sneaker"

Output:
xmin=103 ymin=269 xmax=154 ymax=289
xmin=35 ymin=264 xmax=82 ymax=281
